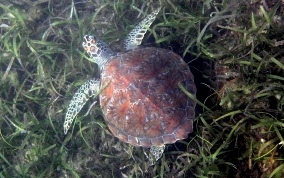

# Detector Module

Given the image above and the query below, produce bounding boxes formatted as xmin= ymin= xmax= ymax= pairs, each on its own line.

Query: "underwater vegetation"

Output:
xmin=0 ymin=0 xmax=283 ymax=177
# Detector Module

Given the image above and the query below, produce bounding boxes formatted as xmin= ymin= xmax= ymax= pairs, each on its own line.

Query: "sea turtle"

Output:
xmin=64 ymin=8 xmax=196 ymax=164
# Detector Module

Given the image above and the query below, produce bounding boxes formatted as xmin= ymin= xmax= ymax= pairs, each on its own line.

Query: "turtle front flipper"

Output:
xmin=124 ymin=8 xmax=161 ymax=50
xmin=64 ymin=79 xmax=100 ymax=134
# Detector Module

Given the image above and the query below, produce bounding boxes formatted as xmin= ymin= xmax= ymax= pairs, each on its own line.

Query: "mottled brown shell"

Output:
xmin=99 ymin=47 xmax=196 ymax=147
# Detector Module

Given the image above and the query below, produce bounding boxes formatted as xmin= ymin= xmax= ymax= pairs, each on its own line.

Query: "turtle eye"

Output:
xmin=82 ymin=41 xmax=89 ymax=52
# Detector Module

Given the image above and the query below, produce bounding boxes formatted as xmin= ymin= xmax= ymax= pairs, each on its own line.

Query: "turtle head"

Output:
xmin=82 ymin=35 xmax=114 ymax=69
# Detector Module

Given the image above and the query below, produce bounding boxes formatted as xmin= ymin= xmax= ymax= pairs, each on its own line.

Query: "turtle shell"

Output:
xmin=99 ymin=47 xmax=196 ymax=147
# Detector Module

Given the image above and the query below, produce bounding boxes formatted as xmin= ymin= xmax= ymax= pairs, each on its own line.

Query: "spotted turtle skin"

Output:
xmin=99 ymin=47 xmax=196 ymax=147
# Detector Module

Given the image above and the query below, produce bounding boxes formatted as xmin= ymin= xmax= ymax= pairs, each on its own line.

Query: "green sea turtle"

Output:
xmin=64 ymin=8 xmax=196 ymax=164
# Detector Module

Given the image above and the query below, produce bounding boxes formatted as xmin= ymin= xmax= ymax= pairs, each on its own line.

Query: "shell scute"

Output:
xmin=173 ymin=119 xmax=193 ymax=139
xmin=162 ymin=134 xmax=176 ymax=144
